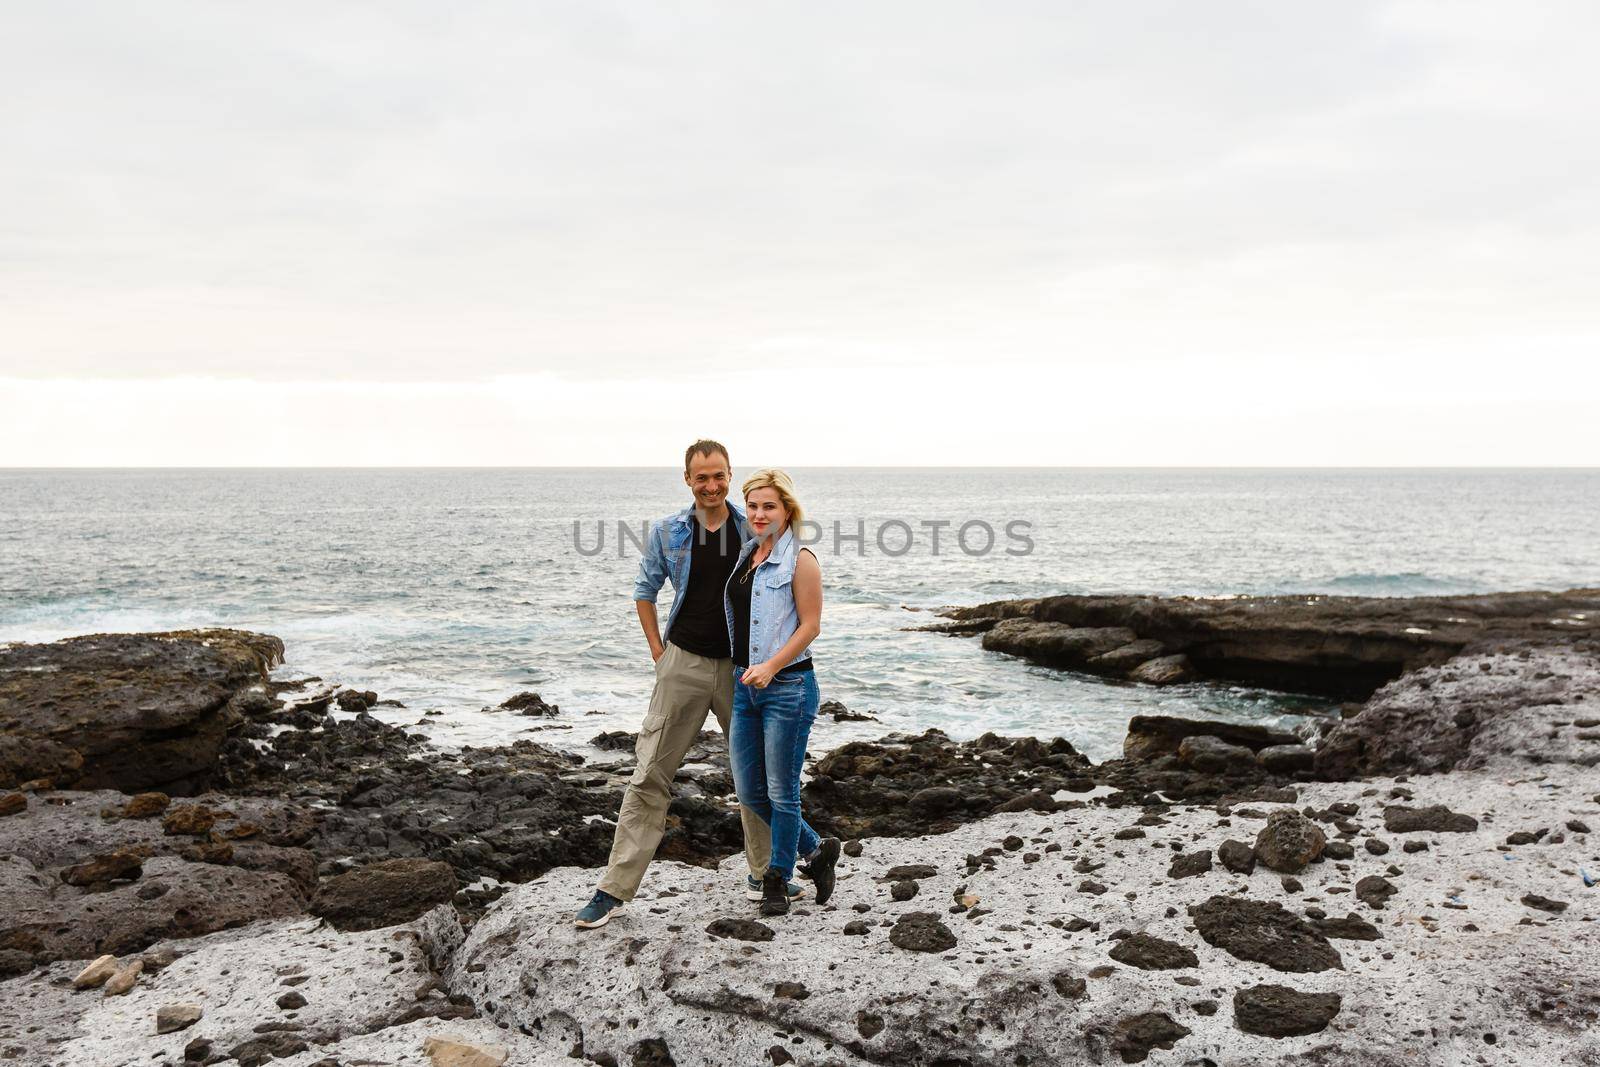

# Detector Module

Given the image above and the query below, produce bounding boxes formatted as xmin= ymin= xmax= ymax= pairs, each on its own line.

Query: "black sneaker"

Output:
xmin=799 ymin=837 xmax=841 ymax=905
xmin=760 ymin=867 xmax=790 ymax=917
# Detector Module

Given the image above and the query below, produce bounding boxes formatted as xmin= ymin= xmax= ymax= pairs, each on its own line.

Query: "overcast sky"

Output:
xmin=2 ymin=1 xmax=1596 ymax=465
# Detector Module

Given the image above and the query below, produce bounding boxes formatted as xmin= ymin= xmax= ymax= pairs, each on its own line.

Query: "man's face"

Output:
xmin=684 ymin=451 xmax=730 ymax=512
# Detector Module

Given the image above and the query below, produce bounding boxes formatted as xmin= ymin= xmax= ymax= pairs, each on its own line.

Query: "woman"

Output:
xmin=724 ymin=468 xmax=840 ymax=916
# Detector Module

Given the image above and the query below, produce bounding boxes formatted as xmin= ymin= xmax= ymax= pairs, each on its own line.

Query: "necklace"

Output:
xmin=738 ymin=549 xmax=770 ymax=585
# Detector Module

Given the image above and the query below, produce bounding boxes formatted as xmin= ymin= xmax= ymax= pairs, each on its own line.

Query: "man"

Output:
xmin=575 ymin=439 xmax=796 ymax=928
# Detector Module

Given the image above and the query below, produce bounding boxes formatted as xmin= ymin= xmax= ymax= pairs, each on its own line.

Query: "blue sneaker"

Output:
xmin=744 ymin=874 xmax=804 ymax=903
xmin=574 ymin=890 xmax=624 ymax=929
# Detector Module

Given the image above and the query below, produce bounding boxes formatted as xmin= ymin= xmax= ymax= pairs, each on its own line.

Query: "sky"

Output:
xmin=2 ymin=1 xmax=1597 ymax=466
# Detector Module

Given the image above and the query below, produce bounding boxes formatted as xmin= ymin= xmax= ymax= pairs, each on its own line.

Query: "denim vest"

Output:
xmin=632 ymin=502 xmax=748 ymax=635
xmin=724 ymin=525 xmax=812 ymax=669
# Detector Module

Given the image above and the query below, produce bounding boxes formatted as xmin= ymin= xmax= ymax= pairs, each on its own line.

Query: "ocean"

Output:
xmin=2 ymin=468 xmax=1595 ymax=762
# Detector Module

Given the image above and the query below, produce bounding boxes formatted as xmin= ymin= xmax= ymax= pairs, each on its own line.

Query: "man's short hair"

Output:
xmin=684 ymin=439 xmax=731 ymax=473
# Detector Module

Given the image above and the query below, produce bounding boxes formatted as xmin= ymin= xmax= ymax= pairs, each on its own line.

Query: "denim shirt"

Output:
xmin=632 ymin=501 xmax=748 ymax=636
xmin=723 ymin=525 xmax=813 ymax=669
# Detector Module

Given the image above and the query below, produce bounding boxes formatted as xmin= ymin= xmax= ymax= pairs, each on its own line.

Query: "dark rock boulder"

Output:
xmin=0 ymin=630 xmax=283 ymax=793
xmin=1190 ymin=895 xmax=1343 ymax=973
xmin=1354 ymin=875 xmax=1398 ymax=910
xmin=1167 ymin=850 xmax=1213 ymax=879
xmin=1315 ymin=640 xmax=1600 ymax=778
xmin=1177 ymin=736 xmax=1258 ymax=773
xmin=1123 ymin=716 xmax=1300 ymax=762
xmin=1109 ymin=1012 xmax=1190 ymax=1063
xmin=1087 ymin=639 xmax=1168 ymax=672
xmin=310 ymin=858 xmax=457 ymax=931
xmin=1218 ymin=840 xmax=1256 ymax=874
xmin=1233 ymin=984 xmax=1341 ymax=1037
xmin=804 ymin=730 xmax=1090 ymax=840
xmin=1253 ymin=809 xmax=1326 ymax=873
xmin=1108 ymin=933 xmax=1198 ymax=970
xmin=981 ymin=619 xmax=1138 ymax=670
xmin=889 ymin=912 xmax=956 ymax=953
xmin=1257 ymin=744 xmax=1315 ymax=774
xmin=1315 ymin=913 xmax=1381 ymax=940
xmin=498 ymin=692 xmax=559 ymax=716
xmin=1383 ymin=805 xmax=1478 ymax=833
xmin=1129 ymin=654 xmax=1196 ymax=685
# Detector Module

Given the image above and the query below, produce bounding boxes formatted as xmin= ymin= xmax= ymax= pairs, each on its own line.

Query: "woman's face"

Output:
xmin=745 ymin=487 xmax=789 ymax=541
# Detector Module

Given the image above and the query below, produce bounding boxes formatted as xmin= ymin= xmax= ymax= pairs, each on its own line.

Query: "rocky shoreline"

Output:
xmin=1 ymin=593 xmax=1596 ymax=1066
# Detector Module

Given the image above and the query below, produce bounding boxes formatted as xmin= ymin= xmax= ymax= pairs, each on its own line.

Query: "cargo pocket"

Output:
xmin=630 ymin=707 xmax=669 ymax=785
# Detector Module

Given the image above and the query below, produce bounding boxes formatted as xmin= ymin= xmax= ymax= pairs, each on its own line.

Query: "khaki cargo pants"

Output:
xmin=597 ymin=643 xmax=771 ymax=901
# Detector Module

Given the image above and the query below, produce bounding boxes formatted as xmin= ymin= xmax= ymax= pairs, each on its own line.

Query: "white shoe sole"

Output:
xmin=574 ymin=904 xmax=622 ymax=929
xmin=744 ymin=883 xmax=806 ymax=903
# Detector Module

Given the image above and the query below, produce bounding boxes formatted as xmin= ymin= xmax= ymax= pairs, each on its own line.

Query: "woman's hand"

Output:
xmin=741 ymin=661 xmax=778 ymax=688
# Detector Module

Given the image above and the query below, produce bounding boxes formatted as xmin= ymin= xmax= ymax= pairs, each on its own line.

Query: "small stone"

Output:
xmin=1218 ymin=840 xmax=1256 ymax=875
xmin=1078 ymin=880 xmax=1108 ymax=895
xmin=1521 ymin=894 xmax=1568 ymax=914
xmin=773 ymin=981 xmax=808 ymax=999
xmin=1167 ymin=850 xmax=1213 ymax=879
xmin=1565 ymin=820 xmax=1590 ymax=834
xmin=1355 ymin=876 xmax=1398 ymax=910
xmin=842 ymin=920 xmax=871 ymax=936
xmin=856 ymin=1011 xmax=885 ymax=1038
xmin=889 ymin=912 xmax=956 ymax=953
xmin=890 ymin=880 xmax=919 ymax=901
xmin=103 ymin=960 xmax=144 ymax=996
xmin=883 ymin=864 xmax=938 ymax=880
xmin=122 ymin=792 xmax=171 ymax=818
xmin=73 ymin=955 xmax=119 ymax=989
xmin=161 ymin=804 xmax=217 ymax=836
xmin=1364 ymin=838 xmax=1390 ymax=856
xmin=276 ymin=991 xmax=307 ymax=1010
xmin=706 ymin=918 xmax=774 ymax=942
xmin=1403 ymin=840 xmax=1429 ymax=854
xmin=61 ymin=851 xmax=143 ymax=886
xmin=0 ymin=792 xmax=25 ymax=817
xmin=1322 ymin=841 xmax=1355 ymax=861
xmin=1193 ymin=999 xmax=1218 ymax=1016
xmin=156 ymin=1004 xmax=203 ymax=1034
xmin=843 ymin=840 xmax=864 ymax=857
xmin=1280 ymin=877 xmax=1302 ymax=894
xmin=422 ymin=1033 xmax=510 ymax=1067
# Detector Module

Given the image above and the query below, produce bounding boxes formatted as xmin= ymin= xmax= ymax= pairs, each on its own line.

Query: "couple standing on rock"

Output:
xmin=574 ymin=439 xmax=841 ymax=928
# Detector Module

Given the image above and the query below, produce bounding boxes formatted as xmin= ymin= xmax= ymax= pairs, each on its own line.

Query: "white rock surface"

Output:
xmin=449 ymin=769 xmax=1599 ymax=1066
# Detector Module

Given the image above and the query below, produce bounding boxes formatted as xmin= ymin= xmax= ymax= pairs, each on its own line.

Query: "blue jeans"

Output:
xmin=730 ymin=669 xmax=821 ymax=879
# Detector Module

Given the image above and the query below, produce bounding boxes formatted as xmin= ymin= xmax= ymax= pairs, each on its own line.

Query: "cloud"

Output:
xmin=1 ymin=2 xmax=1597 ymax=462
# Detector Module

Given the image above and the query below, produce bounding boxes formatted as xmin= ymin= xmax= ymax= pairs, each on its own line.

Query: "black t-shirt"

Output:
xmin=666 ymin=514 xmax=741 ymax=659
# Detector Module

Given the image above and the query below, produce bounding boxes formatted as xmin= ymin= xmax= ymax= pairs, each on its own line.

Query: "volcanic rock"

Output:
xmin=0 ymin=629 xmax=283 ymax=793
xmin=1108 ymin=933 xmax=1198 ymax=970
xmin=1253 ymin=809 xmax=1325 ymax=873
xmin=1189 ymin=895 xmax=1343 ymax=973
xmin=311 ymin=858 xmax=458 ymax=931
xmin=1233 ymin=984 xmax=1341 ymax=1037
xmin=889 ymin=912 xmax=956 ymax=953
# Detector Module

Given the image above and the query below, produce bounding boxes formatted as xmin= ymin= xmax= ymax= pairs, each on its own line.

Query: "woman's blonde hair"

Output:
xmin=741 ymin=468 xmax=804 ymax=532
